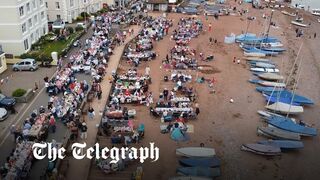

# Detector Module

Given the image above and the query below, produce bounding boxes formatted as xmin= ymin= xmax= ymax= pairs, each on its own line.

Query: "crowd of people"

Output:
xmin=163 ymin=18 xmax=203 ymax=70
xmin=124 ymin=16 xmax=173 ymax=66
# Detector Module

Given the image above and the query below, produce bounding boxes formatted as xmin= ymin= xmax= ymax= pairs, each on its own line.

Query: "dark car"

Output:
xmin=0 ymin=93 xmax=16 ymax=109
xmin=182 ymin=7 xmax=199 ymax=15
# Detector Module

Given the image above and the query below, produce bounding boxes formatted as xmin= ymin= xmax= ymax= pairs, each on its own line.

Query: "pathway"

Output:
xmin=65 ymin=25 xmax=140 ymax=180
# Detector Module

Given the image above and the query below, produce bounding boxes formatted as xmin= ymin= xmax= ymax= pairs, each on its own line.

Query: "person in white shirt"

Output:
xmin=145 ymin=66 xmax=150 ymax=76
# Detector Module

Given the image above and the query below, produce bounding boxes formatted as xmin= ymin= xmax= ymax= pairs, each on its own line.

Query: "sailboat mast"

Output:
xmin=287 ymin=57 xmax=304 ymax=118
xmin=266 ymin=10 xmax=274 ymax=39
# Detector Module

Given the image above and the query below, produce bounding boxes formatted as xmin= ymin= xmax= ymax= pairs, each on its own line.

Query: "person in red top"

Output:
xmin=49 ymin=116 xmax=56 ymax=133
xmin=125 ymin=89 xmax=130 ymax=96
xmin=211 ymin=77 xmax=216 ymax=84
xmin=209 ymin=23 xmax=212 ymax=32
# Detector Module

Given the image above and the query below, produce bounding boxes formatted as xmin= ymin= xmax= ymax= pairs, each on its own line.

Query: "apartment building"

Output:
xmin=46 ymin=0 xmax=103 ymax=23
xmin=0 ymin=46 xmax=8 ymax=74
xmin=0 ymin=0 xmax=49 ymax=56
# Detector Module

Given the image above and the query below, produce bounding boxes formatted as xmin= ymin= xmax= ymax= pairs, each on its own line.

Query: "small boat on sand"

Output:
xmin=281 ymin=10 xmax=296 ymax=17
xmin=250 ymin=68 xmax=279 ymax=73
xmin=311 ymin=9 xmax=320 ymax=16
xmin=258 ymin=73 xmax=284 ymax=81
xmin=291 ymin=21 xmax=308 ymax=27
xmin=259 ymin=81 xmax=286 ymax=88
xmin=263 ymin=90 xmax=314 ymax=105
xmin=177 ymin=167 xmax=221 ymax=178
xmin=266 ymin=116 xmax=317 ymax=136
xmin=254 ymin=62 xmax=276 ymax=68
xmin=265 ymin=102 xmax=303 ymax=114
xmin=257 ymin=140 xmax=304 ymax=150
xmin=179 ymin=157 xmax=221 ymax=168
xmin=256 ymin=86 xmax=285 ymax=93
xmin=244 ymin=52 xmax=266 ymax=57
xmin=241 ymin=143 xmax=281 ymax=156
xmin=245 ymin=57 xmax=271 ymax=62
xmin=176 ymin=147 xmax=216 ymax=157
xmin=257 ymin=126 xmax=301 ymax=141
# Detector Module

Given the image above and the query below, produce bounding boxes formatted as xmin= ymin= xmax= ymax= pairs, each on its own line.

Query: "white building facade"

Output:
xmin=0 ymin=0 xmax=48 ymax=56
xmin=45 ymin=0 xmax=103 ymax=23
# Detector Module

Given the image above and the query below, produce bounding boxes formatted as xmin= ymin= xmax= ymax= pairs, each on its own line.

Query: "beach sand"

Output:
xmin=90 ymin=2 xmax=320 ymax=180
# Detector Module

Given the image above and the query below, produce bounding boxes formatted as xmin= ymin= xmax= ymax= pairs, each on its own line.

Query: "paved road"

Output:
xmin=0 ymin=27 xmax=96 ymax=178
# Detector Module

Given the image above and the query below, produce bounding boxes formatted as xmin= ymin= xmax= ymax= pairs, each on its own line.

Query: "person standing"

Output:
xmin=80 ymin=122 xmax=88 ymax=139
xmin=195 ymin=103 xmax=200 ymax=116
xmin=49 ymin=116 xmax=56 ymax=133
xmin=163 ymin=88 xmax=169 ymax=101
xmin=314 ymin=33 xmax=317 ymax=39
xmin=208 ymin=23 xmax=212 ymax=32
xmin=209 ymin=37 xmax=213 ymax=45
xmin=10 ymin=125 xmax=16 ymax=142
xmin=145 ymin=66 xmax=151 ymax=76
xmin=88 ymin=107 xmax=95 ymax=120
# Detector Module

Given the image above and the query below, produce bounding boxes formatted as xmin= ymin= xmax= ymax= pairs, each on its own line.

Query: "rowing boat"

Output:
xmin=291 ymin=21 xmax=308 ymax=27
xmin=258 ymin=73 xmax=284 ymax=81
xmin=257 ymin=126 xmax=301 ymax=140
xmin=241 ymin=143 xmax=281 ymax=156
xmin=265 ymin=102 xmax=303 ymax=114
xmin=176 ymin=147 xmax=216 ymax=157
xmin=281 ymin=10 xmax=296 ymax=17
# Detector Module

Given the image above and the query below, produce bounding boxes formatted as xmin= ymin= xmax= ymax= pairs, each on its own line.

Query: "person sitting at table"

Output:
xmin=124 ymin=89 xmax=130 ymax=96
xmin=23 ymin=120 xmax=32 ymax=131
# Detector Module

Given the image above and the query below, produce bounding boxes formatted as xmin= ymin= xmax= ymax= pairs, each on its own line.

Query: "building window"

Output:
xmin=70 ymin=0 xmax=74 ymax=7
xmin=22 ymin=23 xmax=27 ymax=33
xmin=26 ymin=3 xmax=30 ymax=12
xmin=19 ymin=6 xmax=24 ymax=16
xmin=36 ymin=29 xmax=39 ymax=39
xmin=28 ymin=18 xmax=32 ymax=28
xmin=34 ymin=15 xmax=38 ymax=24
xmin=40 ymin=0 xmax=44 ymax=5
xmin=24 ymin=39 xmax=29 ymax=50
xmin=41 ymin=11 xmax=45 ymax=19
xmin=32 ymin=0 xmax=36 ymax=9
xmin=47 ymin=14 xmax=49 ymax=20
xmin=43 ymin=26 xmax=46 ymax=35
xmin=31 ymin=33 xmax=34 ymax=43
xmin=83 ymin=0 xmax=87 ymax=3
xmin=55 ymin=2 xmax=60 ymax=9
xmin=57 ymin=14 xmax=61 ymax=20
xmin=45 ymin=2 xmax=48 ymax=8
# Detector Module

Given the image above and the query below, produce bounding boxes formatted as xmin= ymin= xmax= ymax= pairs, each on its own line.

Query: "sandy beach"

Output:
xmin=88 ymin=2 xmax=320 ymax=180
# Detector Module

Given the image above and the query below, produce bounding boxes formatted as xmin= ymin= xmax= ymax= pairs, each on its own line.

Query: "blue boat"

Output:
xmin=177 ymin=167 xmax=221 ymax=178
xmin=236 ymin=33 xmax=256 ymax=42
xmin=179 ymin=157 xmax=221 ymax=168
xmin=264 ymin=90 xmax=314 ymax=105
xmin=242 ymin=46 xmax=279 ymax=56
xmin=237 ymin=36 xmax=279 ymax=43
xmin=257 ymin=140 xmax=304 ymax=149
xmin=256 ymin=86 xmax=285 ymax=92
xmin=264 ymin=95 xmax=301 ymax=106
xmin=259 ymin=47 xmax=286 ymax=52
xmin=266 ymin=116 xmax=317 ymax=136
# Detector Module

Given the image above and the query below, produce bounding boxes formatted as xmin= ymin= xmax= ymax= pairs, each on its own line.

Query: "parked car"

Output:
xmin=0 ymin=93 xmax=16 ymax=109
xmin=182 ymin=7 xmax=199 ymax=15
xmin=13 ymin=58 xmax=38 ymax=71
xmin=76 ymin=22 xmax=88 ymax=29
xmin=0 ymin=108 xmax=8 ymax=121
xmin=52 ymin=20 xmax=66 ymax=29
xmin=73 ymin=40 xmax=80 ymax=47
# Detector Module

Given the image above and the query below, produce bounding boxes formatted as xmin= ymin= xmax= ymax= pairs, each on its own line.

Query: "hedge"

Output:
xmin=12 ymin=88 xmax=27 ymax=97
xmin=20 ymin=30 xmax=85 ymax=62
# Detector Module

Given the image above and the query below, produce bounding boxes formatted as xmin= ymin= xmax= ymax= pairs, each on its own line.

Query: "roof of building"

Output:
xmin=0 ymin=51 xmax=4 ymax=56
xmin=146 ymin=0 xmax=168 ymax=4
